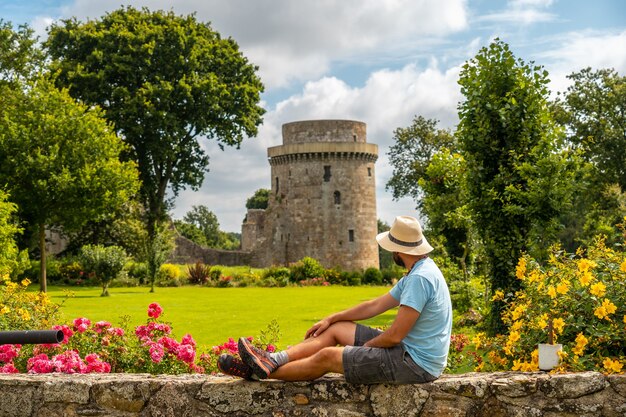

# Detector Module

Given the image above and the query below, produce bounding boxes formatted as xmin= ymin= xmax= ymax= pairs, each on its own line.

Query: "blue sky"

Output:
xmin=1 ymin=0 xmax=625 ymax=232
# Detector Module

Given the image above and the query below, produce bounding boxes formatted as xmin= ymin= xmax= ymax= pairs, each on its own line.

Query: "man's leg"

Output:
xmin=269 ymin=346 xmax=344 ymax=381
xmin=282 ymin=321 xmax=356 ymax=362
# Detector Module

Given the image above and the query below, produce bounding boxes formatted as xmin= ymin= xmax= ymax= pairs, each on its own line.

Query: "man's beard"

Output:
xmin=392 ymin=252 xmax=405 ymax=268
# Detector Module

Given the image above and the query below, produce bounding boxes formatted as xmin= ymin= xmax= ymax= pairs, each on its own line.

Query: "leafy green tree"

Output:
xmin=457 ymin=39 xmax=584 ymax=333
xmin=552 ymin=68 xmax=626 ymax=248
xmin=377 ymin=219 xmax=393 ymax=269
xmin=554 ymin=68 xmax=626 ymax=188
xmin=79 ymin=245 xmax=127 ymax=296
xmin=143 ymin=224 xmax=175 ymax=293
xmin=45 ymin=7 xmax=265 ymax=239
xmin=246 ymin=189 xmax=270 ymax=210
xmin=386 ymin=116 xmax=456 ymax=205
xmin=0 ymin=190 xmax=28 ymax=277
xmin=0 ymin=77 xmax=139 ymax=292
xmin=0 ymin=20 xmax=43 ymax=86
xmin=183 ymin=205 xmax=220 ymax=247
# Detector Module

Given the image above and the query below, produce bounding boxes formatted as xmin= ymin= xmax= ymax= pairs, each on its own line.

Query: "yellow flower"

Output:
xmin=18 ymin=308 xmax=31 ymax=322
xmin=579 ymin=271 xmax=593 ymax=286
xmin=547 ymin=286 xmax=557 ymax=299
xmin=553 ymin=317 xmax=565 ymax=334
xmin=572 ymin=333 xmax=588 ymax=356
xmin=602 ymin=358 xmax=623 ymax=374
xmin=0 ymin=306 xmax=10 ymax=315
xmin=590 ymin=282 xmax=606 ymax=298
xmin=491 ymin=290 xmax=505 ymax=302
xmin=472 ymin=332 xmax=485 ymax=350
xmin=603 ymin=298 xmax=617 ymax=315
xmin=620 ymin=259 xmax=626 ymax=274
xmin=623 ymin=315 xmax=626 ymax=325
xmin=528 ymin=270 xmax=541 ymax=284
xmin=21 ymin=278 xmax=31 ymax=287
xmin=556 ymin=280 xmax=570 ymax=295
xmin=511 ymin=304 xmax=526 ymax=321
xmin=577 ymin=258 xmax=597 ymax=273
xmin=516 ymin=258 xmax=527 ymax=280
xmin=594 ymin=299 xmax=617 ymax=321
xmin=511 ymin=320 xmax=523 ymax=332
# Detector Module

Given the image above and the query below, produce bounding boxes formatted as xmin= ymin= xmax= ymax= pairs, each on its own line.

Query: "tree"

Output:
xmin=0 ymin=77 xmax=139 ymax=292
xmin=457 ymin=39 xmax=584 ymax=333
xmin=45 ymin=7 xmax=265 ymax=238
xmin=0 ymin=20 xmax=43 ymax=86
xmin=79 ymin=245 xmax=127 ymax=297
xmin=246 ymin=189 xmax=270 ymax=210
xmin=386 ymin=116 xmax=456 ymax=206
xmin=183 ymin=205 xmax=221 ymax=247
xmin=554 ymin=68 xmax=626 ymax=188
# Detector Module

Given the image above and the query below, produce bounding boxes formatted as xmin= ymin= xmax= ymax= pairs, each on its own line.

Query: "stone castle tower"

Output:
xmin=242 ymin=120 xmax=379 ymax=270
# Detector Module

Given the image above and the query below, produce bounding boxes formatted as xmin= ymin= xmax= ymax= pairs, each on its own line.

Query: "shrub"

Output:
xmin=323 ymin=268 xmax=345 ymax=285
xmin=79 ymin=245 xmax=127 ymax=297
xmin=209 ymin=267 xmax=222 ymax=282
xmin=381 ymin=265 xmax=405 ymax=284
xmin=262 ymin=266 xmax=290 ymax=287
xmin=187 ymin=262 xmax=211 ymax=285
xmin=0 ymin=276 xmax=61 ymax=331
xmin=474 ymin=235 xmax=626 ymax=374
xmin=362 ymin=267 xmax=383 ymax=285
xmin=59 ymin=261 xmax=85 ymax=285
xmin=126 ymin=261 xmax=149 ymax=284
xmin=289 ymin=257 xmax=325 ymax=283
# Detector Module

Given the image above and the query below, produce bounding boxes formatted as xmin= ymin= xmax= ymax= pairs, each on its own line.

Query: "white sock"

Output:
xmin=269 ymin=350 xmax=289 ymax=366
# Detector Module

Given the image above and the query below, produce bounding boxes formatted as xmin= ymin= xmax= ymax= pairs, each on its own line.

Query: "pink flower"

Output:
xmin=107 ymin=327 xmax=124 ymax=337
xmin=0 ymin=362 xmax=19 ymax=373
xmin=158 ymin=336 xmax=179 ymax=354
xmin=176 ymin=344 xmax=196 ymax=364
xmin=72 ymin=317 xmax=91 ymax=333
xmin=52 ymin=350 xmax=87 ymax=374
xmin=181 ymin=334 xmax=196 ymax=348
xmin=149 ymin=343 xmax=165 ymax=363
xmin=85 ymin=353 xmax=111 ymax=373
xmin=53 ymin=324 xmax=74 ymax=343
xmin=266 ymin=344 xmax=276 ymax=353
xmin=0 ymin=344 xmax=21 ymax=363
xmin=147 ymin=303 xmax=163 ymax=319
xmin=28 ymin=354 xmax=54 ymax=373
xmin=93 ymin=321 xmax=112 ymax=333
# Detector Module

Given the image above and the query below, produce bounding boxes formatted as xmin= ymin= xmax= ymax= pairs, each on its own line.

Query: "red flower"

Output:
xmin=147 ymin=303 xmax=163 ymax=319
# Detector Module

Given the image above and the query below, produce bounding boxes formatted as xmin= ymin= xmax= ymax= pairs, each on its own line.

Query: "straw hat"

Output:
xmin=376 ymin=216 xmax=433 ymax=255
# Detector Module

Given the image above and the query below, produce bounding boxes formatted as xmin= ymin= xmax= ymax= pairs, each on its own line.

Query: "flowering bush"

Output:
xmin=474 ymin=233 xmax=626 ymax=374
xmin=1 ymin=301 xmax=280 ymax=375
xmin=0 ymin=275 xmax=61 ymax=331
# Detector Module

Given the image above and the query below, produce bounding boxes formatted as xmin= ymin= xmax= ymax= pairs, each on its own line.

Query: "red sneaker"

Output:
xmin=238 ymin=337 xmax=279 ymax=379
xmin=217 ymin=354 xmax=258 ymax=380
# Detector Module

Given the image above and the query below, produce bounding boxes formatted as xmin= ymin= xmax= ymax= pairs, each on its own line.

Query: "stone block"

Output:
xmin=540 ymin=372 xmax=607 ymax=399
xmin=369 ymin=384 xmax=429 ymax=417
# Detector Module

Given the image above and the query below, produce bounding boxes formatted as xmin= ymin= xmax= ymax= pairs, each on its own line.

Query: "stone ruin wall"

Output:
xmin=1 ymin=372 xmax=625 ymax=416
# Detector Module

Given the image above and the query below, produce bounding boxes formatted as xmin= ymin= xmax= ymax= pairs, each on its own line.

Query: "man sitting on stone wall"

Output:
xmin=218 ymin=215 xmax=453 ymax=384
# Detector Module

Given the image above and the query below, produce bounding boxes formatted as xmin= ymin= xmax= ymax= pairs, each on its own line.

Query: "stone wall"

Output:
xmin=1 ymin=372 xmax=624 ymax=416
xmin=169 ymin=235 xmax=251 ymax=267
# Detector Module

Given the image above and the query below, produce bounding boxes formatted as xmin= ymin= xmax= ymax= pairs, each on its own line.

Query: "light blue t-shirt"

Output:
xmin=389 ymin=257 xmax=452 ymax=377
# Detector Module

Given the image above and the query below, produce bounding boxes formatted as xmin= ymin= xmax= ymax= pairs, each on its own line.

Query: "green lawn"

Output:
xmin=47 ymin=286 xmax=395 ymax=352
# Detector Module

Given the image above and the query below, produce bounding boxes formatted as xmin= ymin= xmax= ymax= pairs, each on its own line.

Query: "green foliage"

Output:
xmin=261 ymin=266 xmax=290 ymax=287
xmin=175 ymin=206 xmax=240 ymax=249
xmin=246 ymin=188 xmax=270 ymax=210
xmin=362 ymin=267 xmax=383 ymax=285
xmin=157 ymin=263 xmax=183 ymax=287
xmin=386 ymin=116 xmax=456 ymax=205
xmin=0 ymin=190 xmax=28 ymax=277
xmin=0 ymin=76 xmax=139 ymax=292
xmin=457 ymin=39 xmax=585 ymax=334
xmin=0 ymin=276 xmax=61 ymax=331
xmin=187 ymin=262 xmax=211 ymax=285
xmin=46 ymin=6 xmax=265 ymax=236
xmin=142 ymin=224 xmax=175 ymax=293
xmin=79 ymin=245 xmax=128 ymax=297
xmin=0 ymin=20 xmax=43 ymax=86
xmin=289 ymin=257 xmax=325 ymax=283
xmin=377 ymin=219 xmax=393 ymax=269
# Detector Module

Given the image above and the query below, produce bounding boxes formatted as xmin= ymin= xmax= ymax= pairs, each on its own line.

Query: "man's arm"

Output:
xmin=363 ymin=305 xmax=420 ymax=348
xmin=305 ymin=293 xmax=399 ymax=338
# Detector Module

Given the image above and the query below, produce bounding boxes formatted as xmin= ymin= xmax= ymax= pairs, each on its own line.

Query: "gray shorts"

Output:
xmin=342 ymin=324 xmax=437 ymax=385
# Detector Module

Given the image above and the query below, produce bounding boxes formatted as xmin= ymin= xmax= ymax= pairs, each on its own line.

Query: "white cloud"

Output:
xmin=477 ymin=0 xmax=556 ymax=25
xmin=537 ymin=29 xmax=626 ymax=93
xmin=52 ymin=0 xmax=468 ymax=89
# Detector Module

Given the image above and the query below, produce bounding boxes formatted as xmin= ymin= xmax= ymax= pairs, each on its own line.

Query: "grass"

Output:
xmin=47 ymin=285 xmax=395 ymax=352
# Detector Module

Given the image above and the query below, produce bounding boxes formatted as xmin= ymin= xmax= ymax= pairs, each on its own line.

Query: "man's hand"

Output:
xmin=305 ymin=317 xmax=333 ymax=339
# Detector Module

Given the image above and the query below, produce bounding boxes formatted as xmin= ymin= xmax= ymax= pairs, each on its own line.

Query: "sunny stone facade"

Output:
xmin=242 ymin=120 xmax=379 ymax=270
